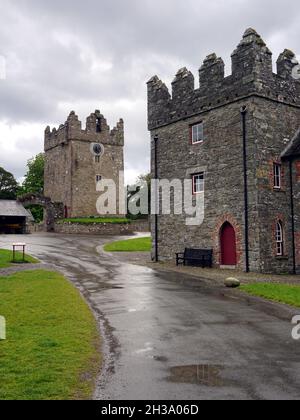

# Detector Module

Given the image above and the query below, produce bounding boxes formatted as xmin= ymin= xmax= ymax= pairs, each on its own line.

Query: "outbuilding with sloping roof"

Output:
xmin=0 ymin=200 xmax=33 ymax=234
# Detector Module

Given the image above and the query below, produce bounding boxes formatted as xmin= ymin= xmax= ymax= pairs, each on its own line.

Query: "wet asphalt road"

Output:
xmin=1 ymin=233 xmax=300 ymax=400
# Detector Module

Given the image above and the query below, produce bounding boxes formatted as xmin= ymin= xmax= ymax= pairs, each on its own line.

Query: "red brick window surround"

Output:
xmin=296 ymin=161 xmax=300 ymax=181
xmin=273 ymin=163 xmax=282 ymax=189
xmin=275 ymin=221 xmax=284 ymax=256
xmin=192 ymin=173 xmax=205 ymax=194
xmin=190 ymin=122 xmax=204 ymax=145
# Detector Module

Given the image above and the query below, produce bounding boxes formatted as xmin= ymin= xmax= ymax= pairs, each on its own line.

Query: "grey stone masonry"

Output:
xmin=148 ymin=28 xmax=300 ymax=274
xmin=54 ymin=220 xmax=150 ymax=236
xmin=44 ymin=110 xmax=124 ymax=218
xmin=148 ymin=29 xmax=300 ymax=131
xmin=45 ymin=110 xmax=124 ymax=151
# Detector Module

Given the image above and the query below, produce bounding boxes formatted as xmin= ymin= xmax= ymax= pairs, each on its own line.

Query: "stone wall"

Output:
xmin=148 ymin=28 xmax=300 ymax=274
xmin=294 ymin=159 xmax=300 ymax=273
xmin=150 ymin=98 xmax=257 ymax=271
xmin=54 ymin=220 xmax=150 ymax=236
xmin=30 ymin=223 xmax=45 ymax=233
xmin=253 ymin=97 xmax=300 ymax=273
xmin=18 ymin=194 xmax=64 ymax=233
xmin=44 ymin=110 xmax=124 ymax=218
xmin=148 ymin=29 xmax=300 ymax=132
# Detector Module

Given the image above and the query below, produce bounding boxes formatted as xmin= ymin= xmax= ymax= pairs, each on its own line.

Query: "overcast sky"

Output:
xmin=0 ymin=0 xmax=299 ymax=184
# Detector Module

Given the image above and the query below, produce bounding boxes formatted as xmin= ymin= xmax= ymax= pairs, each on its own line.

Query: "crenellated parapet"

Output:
xmin=231 ymin=28 xmax=273 ymax=82
xmin=277 ymin=49 xmax=298 ymax=79
xmin=147 ymin=76 xmax=171 ymax=128
xmin=172 ymin=68 xmax=195 ymax=101
xmin=199 ymin=53 xmax=225 ymax=94
xmin=148 ymin=28 xmax=300 ymax=130
xmin=44 ymin=110 xmax=124 ymax=151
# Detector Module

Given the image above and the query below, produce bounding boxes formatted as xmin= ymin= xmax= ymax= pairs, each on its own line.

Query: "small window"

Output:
xmin=96 ymin=175 xmax=102 ymax=183
xmin=191 ymin=123 xmax=204 ymax=144
xmin=95 ymin=156 xmax=100 ymax=163
xmin=274 ymin=163 xmax=281 ymax=189
xmin=276 ymin=221 xmax=284 ymax=256
xmin=96 ymin=118 xmax=101 ymax=133
xmin=192 ymin=173 xmax=204 ymax=194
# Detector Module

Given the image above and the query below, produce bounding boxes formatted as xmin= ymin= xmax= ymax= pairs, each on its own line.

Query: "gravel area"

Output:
xmin=111 ymin=251 xmax=300 ymax=286
xmin=149 ymin=262 xmax=300 ymax=286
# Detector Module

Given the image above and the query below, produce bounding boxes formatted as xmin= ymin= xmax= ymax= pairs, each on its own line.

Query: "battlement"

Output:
xmin=148 ymin=28 xmax=300 ymax=130
xmin=44 ymin=110 xmax=124 ymax=151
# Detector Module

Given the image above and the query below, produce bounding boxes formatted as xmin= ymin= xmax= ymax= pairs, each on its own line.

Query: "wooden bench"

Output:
xmin=176 ymin=248 xmax=213 ymax=268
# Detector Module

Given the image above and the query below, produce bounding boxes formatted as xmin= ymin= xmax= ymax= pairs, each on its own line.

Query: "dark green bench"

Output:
xmin=176 ymin=248 xmax=213 ymax=268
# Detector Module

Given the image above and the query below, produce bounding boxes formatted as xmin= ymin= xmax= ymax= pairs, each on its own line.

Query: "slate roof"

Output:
xmin=281 ymin=129 xmax=300 ymax=160
xmin=0 ymin=200 xmax=33 ymax=220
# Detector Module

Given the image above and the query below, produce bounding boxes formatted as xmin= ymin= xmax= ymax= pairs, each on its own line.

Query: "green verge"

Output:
xmin=0 ymin=249 xmax=39 ymax=269
xmin=240 ymin=283 xmax=300 ymax=308
xmin=104 ymin=237 xmax=151 ymax=252
xmin=0 ymin=270 xmax=101 ymax=400
xmin=58 ymin=217 xmax=131 ymax=225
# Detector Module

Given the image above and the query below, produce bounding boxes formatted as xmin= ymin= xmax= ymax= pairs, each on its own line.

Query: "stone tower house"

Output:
xmin=44 ymin=110 xmax=124 ymax=218
xmin=148 ymin=29 xmax=300 ymax=274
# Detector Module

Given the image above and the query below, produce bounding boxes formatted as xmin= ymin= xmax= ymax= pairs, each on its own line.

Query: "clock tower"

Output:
xmin=44 ymin=110 xmax=124 ymax=218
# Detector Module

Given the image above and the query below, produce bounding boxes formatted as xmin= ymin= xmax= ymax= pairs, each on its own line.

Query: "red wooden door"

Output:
xmin=220 ymin=222 xmax=237 ymax=266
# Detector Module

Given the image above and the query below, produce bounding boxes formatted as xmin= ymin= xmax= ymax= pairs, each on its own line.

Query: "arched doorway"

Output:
xmin=18 ymin=194 xmax=64 ymax=232
xmin=220 ymin=222 xmax=237 ymax=266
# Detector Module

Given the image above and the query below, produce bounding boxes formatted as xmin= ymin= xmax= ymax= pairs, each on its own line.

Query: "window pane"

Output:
xmin=192 ymin=126 xmax=197 ymax=140
xmin=192 ymin=123 xmax=203 ymax=143
xmin=198 ymin=124 xmax=203 ymax=141
xmin=274 ymin=164 xmax=281 ymax=188
xmin=277 ymin=243 xmax=283 ymax=256
xmin=193 ymin=173 xmax=204 ymax=193
xmin=276 ymin=223 xmax=282 ymax=240
xmin=276 ymin=222 xmax=283 ymax=255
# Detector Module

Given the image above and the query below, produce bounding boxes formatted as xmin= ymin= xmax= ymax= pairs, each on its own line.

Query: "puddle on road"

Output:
xmin=153 ymin=355 xmax=169 ymax=362
xmin=168 ymin=365 xmax=224 ymax=387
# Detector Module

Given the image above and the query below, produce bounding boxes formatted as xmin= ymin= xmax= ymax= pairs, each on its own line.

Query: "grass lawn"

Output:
xmin=58 ymin=217 xmax=131 ymax=225
xmin=241 ymin=283 xmax=300 ymax=308
xmin=0 ymin=270 xmax=101 ymax=400
xmin=104 ymin=237 xmax=151 ymax=252
xmin=0 ymin=249 xmax=39 ymax=269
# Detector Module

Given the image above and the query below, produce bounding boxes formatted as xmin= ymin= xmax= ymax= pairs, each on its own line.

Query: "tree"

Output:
xmin=18 ymin=154 xmax=45 ymax=223
xmin=0 ymin=167 xmax=18 ymax=199
xmin=21 ymin=153 xmax=45 ymax=195
xmin=137 ymin=173 xmax=151 ymax=187
xmin=127 ymin=173 xmax=151 ymax=219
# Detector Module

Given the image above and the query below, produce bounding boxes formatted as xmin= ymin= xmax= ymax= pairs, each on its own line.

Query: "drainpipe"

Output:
xmin=289 ymin=159 xmax=296 ymax=275
xmin=241 ymin=106 xmax=250 ymax=273
xmin=154 ymin=135 xmax=159 ymax=263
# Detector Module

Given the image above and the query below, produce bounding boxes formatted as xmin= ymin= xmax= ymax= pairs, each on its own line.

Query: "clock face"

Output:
xmin=93 ymin=143 xmax=102 ymax=155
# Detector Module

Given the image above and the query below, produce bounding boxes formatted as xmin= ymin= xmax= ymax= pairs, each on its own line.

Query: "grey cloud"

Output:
xmin=0 ymin=0 xmax=300 ymax=181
